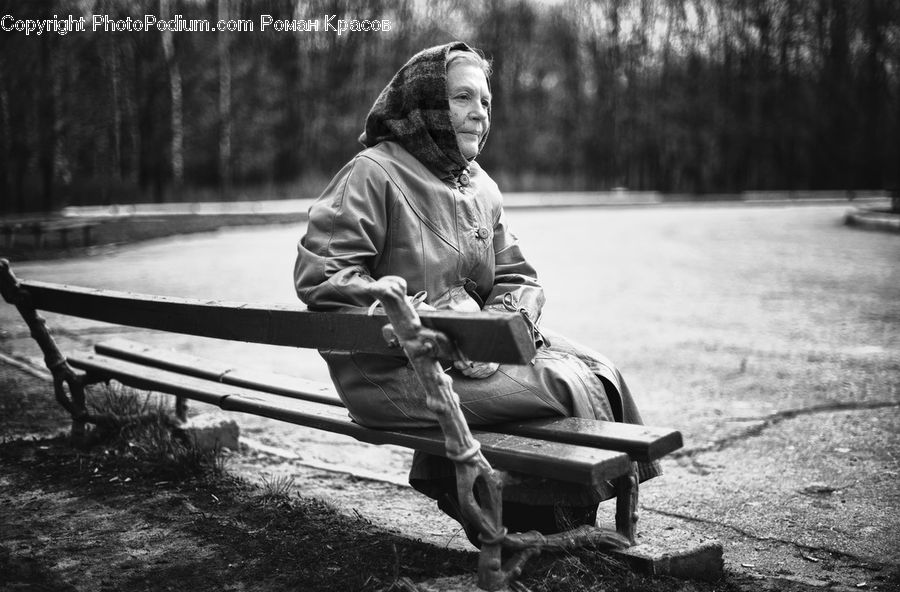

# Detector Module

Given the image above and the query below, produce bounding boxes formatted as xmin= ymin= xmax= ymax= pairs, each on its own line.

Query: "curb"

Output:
xmin=411 ymin=531 xmax=725 ymax=591
xmin=844 ymin=207 xmax=900 ymax=233
xmin=54 ymin=194 xmax=889 ymax=219
xmin=614 ymin=531 xmax=724 ymax=582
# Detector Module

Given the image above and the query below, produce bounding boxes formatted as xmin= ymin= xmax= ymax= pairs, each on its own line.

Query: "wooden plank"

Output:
xmin=96 ymin=338 xmax=234 ymax=378
xmin=94 ymin=339 xmax=683 ymax=461
xmin=219 ymin=392 xmax=632 ymax=487
xmin=489 ymin=418 xmax=683 ymax=462
xmin=23 ymin=281 xmax=534 ymax=364
xmin=66 ymin=352 xmax=631 ymax=487
xmin=94 ymin=338 xmax=342 ymax=406
xmin=69 ymin=352 xmax=232 ymax=406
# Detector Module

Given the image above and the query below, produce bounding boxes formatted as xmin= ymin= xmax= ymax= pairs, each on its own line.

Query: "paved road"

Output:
xmin=2 ymin=203 xmax=898 ymax=588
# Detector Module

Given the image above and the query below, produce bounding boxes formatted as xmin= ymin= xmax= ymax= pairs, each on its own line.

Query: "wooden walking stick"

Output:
xmin=367 ymin=276 xmax=631 ymax=590
xmin=367 ymin=275 xmax=533 ymax=590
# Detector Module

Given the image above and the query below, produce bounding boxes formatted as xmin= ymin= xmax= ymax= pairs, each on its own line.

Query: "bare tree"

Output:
xmin=160 ymin=0 xmax=184 ymax=196
xmin=218 ymin=0 xmax=233 ymax=195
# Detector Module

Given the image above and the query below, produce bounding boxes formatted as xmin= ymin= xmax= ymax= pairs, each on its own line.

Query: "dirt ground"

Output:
xmin=0 ymin=363 xmax=472 ymax=592
xmin=0 ymin=365 xmax=729 ymax=592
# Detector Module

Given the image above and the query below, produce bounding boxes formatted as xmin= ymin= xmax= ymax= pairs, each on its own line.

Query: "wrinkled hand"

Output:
xmin=368 ymin=275 xmax=407 ymax=304
xmin=453 ymin=360 xmax=500 ymax=379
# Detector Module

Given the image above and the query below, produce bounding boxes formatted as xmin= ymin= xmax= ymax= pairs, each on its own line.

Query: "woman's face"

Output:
xmin=447 ymin=61 xmax=490 ymax=160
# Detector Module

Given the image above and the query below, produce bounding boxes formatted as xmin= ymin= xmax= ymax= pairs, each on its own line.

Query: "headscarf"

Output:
xmin=359 ymin=42 xmax=490 ymax=182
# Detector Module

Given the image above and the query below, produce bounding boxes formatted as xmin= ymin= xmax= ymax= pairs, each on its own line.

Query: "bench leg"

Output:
xmin=175 ymin=396 xmax=188 ymax=422
xmin=68 ymin=375 xmax=88 ymax=442
xmin=615 ymin=462 xmax=639 ymax=544
xmin=0 ymin=259 xmax=91 ymax=444
xmin=0 ymin=259 xmax=142 ymax=446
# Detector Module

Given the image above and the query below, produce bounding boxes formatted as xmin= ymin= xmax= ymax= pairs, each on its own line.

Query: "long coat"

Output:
xmin=294 ymin=141 xmax=658 ymax=499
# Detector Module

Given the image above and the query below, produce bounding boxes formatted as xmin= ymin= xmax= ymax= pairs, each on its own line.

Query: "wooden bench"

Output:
xmin=0 ymin=259 xmax=682 ymax=591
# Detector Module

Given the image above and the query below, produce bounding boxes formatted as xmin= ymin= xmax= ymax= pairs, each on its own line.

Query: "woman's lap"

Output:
xmin=331 ymin=334 xmax=619 ymax=429
xmin=325 ymin=330 xmax=661 ymax=507
xmin=455 ymin=343 xmax=616 ymax=424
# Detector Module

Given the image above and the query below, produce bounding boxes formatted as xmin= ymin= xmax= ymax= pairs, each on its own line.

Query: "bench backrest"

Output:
xmin=14 ymin=279 xmax=536 ymax=364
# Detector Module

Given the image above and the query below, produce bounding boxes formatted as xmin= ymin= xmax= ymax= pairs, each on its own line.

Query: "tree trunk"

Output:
xmin=0 ymin=88 xmax=8 ymax=211
xmin=218 ymin=0 xmax=233 ymax=195
xmin=103 ymin=38 xmax=123 ymax=206
xmin=39 ymin=33 xmax=56 ymax=212
xmin=160 ymin=0 xmax=183 ymax=196
xmin=110 ymin=43 xmax=122 ymax=187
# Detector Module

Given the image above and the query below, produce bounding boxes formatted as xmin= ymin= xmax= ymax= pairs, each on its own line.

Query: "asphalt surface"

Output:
xmin=1 ymin=202 xmax=898 ymax=590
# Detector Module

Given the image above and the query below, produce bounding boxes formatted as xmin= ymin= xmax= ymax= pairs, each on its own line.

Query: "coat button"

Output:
xmin=459 ymin=172 xmax=470 ymax=186
xmin=477 ymin=227 xmax=490 ymax=240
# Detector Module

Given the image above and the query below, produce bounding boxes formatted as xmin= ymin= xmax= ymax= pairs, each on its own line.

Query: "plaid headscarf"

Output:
xmin=359 ymin=42 xmax=490 ymax=181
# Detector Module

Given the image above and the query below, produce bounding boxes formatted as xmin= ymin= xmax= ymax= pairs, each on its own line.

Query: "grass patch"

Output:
xmin=258 ymin=473 xmax=296 ymax=506
xmin=83 ymin=381 xmax=226 ymax=482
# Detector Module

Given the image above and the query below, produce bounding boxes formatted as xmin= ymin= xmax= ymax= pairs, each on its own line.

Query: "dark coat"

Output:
xmin=294 ymin=141 xmax=659 ymax=500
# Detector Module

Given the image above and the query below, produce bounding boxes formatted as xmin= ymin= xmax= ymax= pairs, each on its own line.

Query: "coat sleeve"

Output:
xmin=294 ymin=156 xmax=391 ymax=311
xmin=482 ymin=207 xmax=546 ymax=323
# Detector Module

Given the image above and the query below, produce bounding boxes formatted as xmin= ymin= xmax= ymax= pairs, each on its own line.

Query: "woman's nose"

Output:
xmin=470 ymin=102 xmax=488 ymax=120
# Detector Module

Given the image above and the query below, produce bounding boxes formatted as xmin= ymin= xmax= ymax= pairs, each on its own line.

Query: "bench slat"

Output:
xmin=222 ymin=392 xmax=631 ymax=486
xmin=68 ymin=352 xmax=632 ymax=488
xmin=25 ymin=281 xmax=534 ymax=363
xmin=70 ymin=352 xmax=232 ymax=406
xmin=93 ymin=339 xmax=682 ymax=462
xmin=492 ymin=418 xmax=682 ymax=462
xmin=95 ymin=338 xmax=341 ymax=406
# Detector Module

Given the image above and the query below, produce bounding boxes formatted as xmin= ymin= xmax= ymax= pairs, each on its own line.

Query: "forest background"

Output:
xmin=1 ymin=0 xmax=898 ymax=215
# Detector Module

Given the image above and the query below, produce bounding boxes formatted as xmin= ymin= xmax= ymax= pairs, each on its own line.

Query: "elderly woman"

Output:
xmin=294 ymin=42 xmax=658 ymax=541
